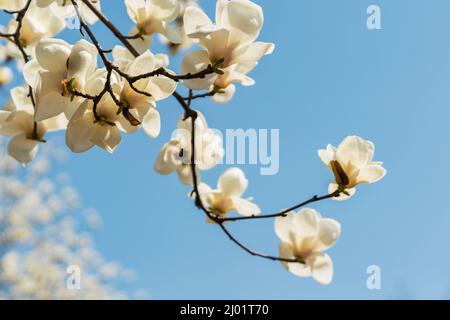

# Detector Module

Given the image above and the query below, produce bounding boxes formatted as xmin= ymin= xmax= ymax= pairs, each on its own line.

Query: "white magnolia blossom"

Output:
xmin=0 ymin=138 xmax=143 ymax=299
xmin=154 ymin=111 xmax=224 ymax=184
xmin=275 ymin=208 xmax=341 ymax=285
xmin=181 ymin=0 xmax=274 ymax=103
xmin=23 ymin=38 xmax=98 ymax=121
xmin=65 ymin=94 xmax=122 ymax=153
xmin=36 ymin=0 xmax=102 ymax=25
xmin=112 ymin=47 xmax=177 ymax=138
xmin=198 ymin=167 xmax=260 ymax=219
xmin=5 ymin=1 xmax=66 ymax=58
xmin=318 ymin=136 xmax=387 ymax=201
xmin=0 ymin=86 xmax=66 ymax=165
xmin=125 ymin=0 xmax=183 ymax=54
xmin=0 ymin=66 xmax=13 ymax=85
xmin=66 ymin=48 xmax=177 ymax=153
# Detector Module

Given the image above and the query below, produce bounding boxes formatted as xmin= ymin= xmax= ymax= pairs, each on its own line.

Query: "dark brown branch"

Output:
xmin=218 ymin=191 xmax=341 ymax=222
xmin=2 ymin=0 xmax=39 ymax=139
xmin=183 ymin=90 xmax=216 ymax=101
xmin=80 ymin=0 xmax=140 ymax=57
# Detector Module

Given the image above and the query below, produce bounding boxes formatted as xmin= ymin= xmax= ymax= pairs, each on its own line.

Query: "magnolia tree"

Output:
xmin=0 ymin=0 xmax=386 ymax=285
xmin=0 ymin=138 xmax=142 ymax=299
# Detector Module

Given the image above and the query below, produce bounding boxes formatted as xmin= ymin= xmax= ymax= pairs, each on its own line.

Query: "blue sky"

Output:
xmin=3 ymin=0 xmax=450 ymax=299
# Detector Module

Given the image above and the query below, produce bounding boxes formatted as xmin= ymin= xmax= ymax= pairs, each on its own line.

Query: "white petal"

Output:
xmin=212 ymin=84 xmax=236 ymax=104
xmin=35 ymin=38 xmax=71 ymax=75
xmin=66 ymin=110 xmax=95 ymax=153
xmin=112 ymin=45 xmax=134 ymax=70
xmin=279 ymin=242 xmax=312 ymax=277
xmin=128 ymin=33 xmax=153 ymax=55
xmin=231 ymin=41 xmax=274 ymax=65
xmin=317 ymin=218 xmax=341 ymax=251
xmin=146 ymin=71 xmax=177 ymax=101
xmin=154 ymin=143 xmax=178 ymax=175
xmin=218 ymin=0 xmax=264 ymax=45
xmin=309 ymin=253 xmax=333 ymax=285
xmin=34 ymin=71 xmax=69 ymax=121
xmin=91 ymin=125 xmax=122 ymax=153
xmin=10 ymin=86 xmax=33 ymax=113
xmin=336 ymin=136 xmax=374 ymax=169
xmin=218 ymin=167 xmax=248 ymax=197
xmin=318 ymin=144 xmax=336 ymax=166
xmin=183 ymin=6 xmax=214 ymax=38
xmin=22 ymin=60 xmax=42 ymax=88
xmin=67 ymin=39 xmax=98 ymax=91
xmin=293 ymin=208 xmax=321 ymax=238
xmin=42 ymin=113 xmax=68 ymax=132
xmin=231 ymin=197 xmax=260 ymax=216
xmin=0 ymin=111 xmax=21 ymax=136
xmin=356 ymin=165 xmax=387 ymax=184
xmin=274 ymin=212 xmax=295 ymax=243
xmin=142 ymin=107 xmax=161 ymax=138
xmin=177 ymin=164 xmax=195 ymax=185
xmin=181 ymin=50 xmax=216 ymax=90
xmin=7 ymin=133 xmax=38 ymax=165
xmin=161 ymin=24 xmax=183 ymax=44
xmin=127 ymin=50 xmax=156 ymax=76
xmin=148 ymin=0 xmax=180 ymax=21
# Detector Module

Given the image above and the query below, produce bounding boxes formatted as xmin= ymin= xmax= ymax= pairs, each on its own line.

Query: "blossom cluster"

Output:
xmin=0 ymin=0 xmax=387 ymax=286
xmin=0 ymin=138 xmax=145 ymax=299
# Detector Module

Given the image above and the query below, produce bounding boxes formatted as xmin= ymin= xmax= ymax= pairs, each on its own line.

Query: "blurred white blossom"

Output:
xmin=0 ymin=138 xmax=145 ymax=299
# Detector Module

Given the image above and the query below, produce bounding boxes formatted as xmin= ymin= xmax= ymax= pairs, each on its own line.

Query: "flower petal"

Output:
xmin=142 ymin=107 xmax=161 ymax=138
xmin=181 ymin=50 xmax=216 ymax=90
xmin=309 ymin=253 xmax=333 ymax=285
xmin=317 ymin=218 xmax=341 ymax=251
xmin=336 ymin=136 xmax=374 ymax=168
xmin=66 ymin=108 xmax=95 ymax=153
xmin=7 ymin=133 xmax=38 ymax=165
xmin=356 ymin=165 xmax=387 ymax=184
xmin=231 ymin=197 xmax=260 ymax=216
xmin=183 ymin=6 xmax=214 ymax=38
xmin=218 ymin=167 xmax=248 ymax=197
xmin=35 ymin=38 xmax=71 ymax=75
xmin=274 ymin=212 xmax=295 ymax=243
xmin=218 ymin=0 xmax=264 ymax=45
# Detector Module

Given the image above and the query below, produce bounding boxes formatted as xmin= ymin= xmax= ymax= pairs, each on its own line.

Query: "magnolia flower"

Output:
xmin=0 ymin=86 xmax=67 ymax=165
xmin=112 ymin=47 xmax=177 ymax=138
xmin=275 ymin=208 xmax=340 ymax=285
xmin=198 ymin=167 xmax=260 ymax=219
xmin=181 ymin=0 xmax=274 ymax=103
xmin=318 ymin=136 xmax=387 ymax=201
xmin=0 ymin=66 xmax=13 ymax=86
xmin=23 ymin=38 xmax=98 ymax=121
xmin=125 ymin=0 xmax=183 ymax=54
xmin=154 ymin=112 xmax=224 ymax=184
xmin=36 ymin=0 xmax=101 ymax=25
xmin=5 ymin=2 xmax=65 ymax=57
xmin=65 ymin=94 xmax=121 ymax=153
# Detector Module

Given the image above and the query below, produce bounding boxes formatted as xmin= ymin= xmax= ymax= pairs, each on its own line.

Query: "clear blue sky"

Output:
xmin=4 ymin=0 xmax=450 ymax=299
